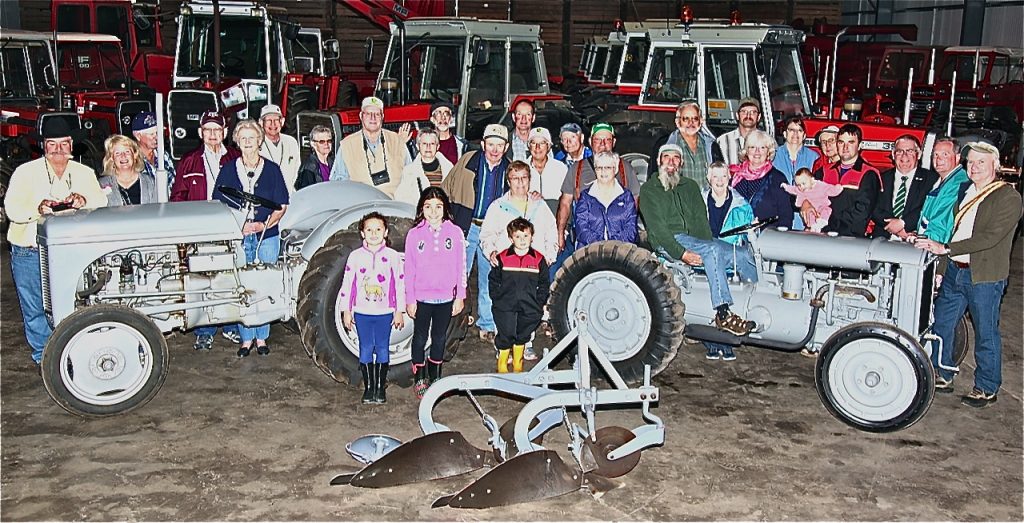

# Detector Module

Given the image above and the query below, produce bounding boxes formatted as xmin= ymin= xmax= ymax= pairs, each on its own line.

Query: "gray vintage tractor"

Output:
xmin=35 ymin=181 xmax=466 ymax=417
xmin=549 ymin=224 xmax=971 ymax=433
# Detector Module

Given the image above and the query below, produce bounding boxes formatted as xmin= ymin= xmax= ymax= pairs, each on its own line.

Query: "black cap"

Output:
xmin=429 ymin=101 xmax=454 ymax=117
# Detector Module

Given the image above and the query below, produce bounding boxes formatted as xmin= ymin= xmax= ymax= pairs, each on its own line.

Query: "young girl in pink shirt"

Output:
xmin=404 ymin=187 xmax=467 ymax=398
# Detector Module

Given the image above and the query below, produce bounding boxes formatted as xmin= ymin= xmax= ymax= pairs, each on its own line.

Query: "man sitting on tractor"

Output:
xmin=639 ymin=144 xmax=758 ymax=348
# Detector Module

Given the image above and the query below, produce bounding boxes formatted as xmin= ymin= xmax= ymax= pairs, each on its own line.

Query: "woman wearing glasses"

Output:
xmin=98 ymin=135 xmax=159 ymax=207
xmin=295 ymin=125 xmax=336 ymax=191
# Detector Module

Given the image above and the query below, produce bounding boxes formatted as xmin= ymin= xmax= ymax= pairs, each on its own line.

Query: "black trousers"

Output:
xmin=493 ymin=309 xmax=541 ymax=350
xmin=411 ymin=301 xmax=454 ymax=364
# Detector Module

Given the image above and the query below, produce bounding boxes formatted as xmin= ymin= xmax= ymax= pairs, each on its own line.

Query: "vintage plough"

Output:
xmin=330 ymin=312 xmax=665 ymax=509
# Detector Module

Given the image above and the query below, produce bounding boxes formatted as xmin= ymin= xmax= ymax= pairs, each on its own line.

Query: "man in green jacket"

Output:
xmin=640 ymin=144 xmax=758 ymax=355
xmin=915 ymin=141 xmax=1022 ymax=407
xmin=915 ymin=137 xmax=970 ymax=243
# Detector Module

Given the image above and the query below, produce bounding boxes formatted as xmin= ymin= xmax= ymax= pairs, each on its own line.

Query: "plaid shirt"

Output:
xmin=143 ymin=150 xmax=176 ymax=195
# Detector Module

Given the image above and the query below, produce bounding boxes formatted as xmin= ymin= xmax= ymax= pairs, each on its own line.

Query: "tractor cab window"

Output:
xmin=97 ymin=5 xmax=132 ymax=53
xmin=509 ymin=41 xmax=543 ymax=94
xmin=28 ymin=45 xmax=54 ymax=96
xmin=619 ymin=36 xmax=649 ymax=84
xmin=58 ymin=43 xmax=128 ymax=90
xmin=988 ymin=55 xmax=1023 ymax=85
xmin=132 ymin=4 xmax=158 ymax=48
xmin=56 ymin=5 xmax=90 ymax=32
xmin=590 ymin=46 xmax=608 ymax=79
xmin=604 ymin=43 xmax=624 ymax=83
xmin=644 ymin=46 xmax=697 ymax=104
xmin=763 ymin=44 xmax=811 ymax=119
xmin=467 ymin=39 xmax=506 ymax=108
xmin=176 ymin=14 xmax=268 ymax=80
xmin=381 ymin=37 xmax=464 ymax=103
xmin=703 ymin=47 xmax=764 ymax=135
xmin=0 ymin=47 xmax=33 ymax=98
xmin=879 ymin=50 xmax=926 ymax=82
xmin=293 ymin=31 xmax=324 ymax=75
xmin=940 ymin=54 xmax=990 ymax=84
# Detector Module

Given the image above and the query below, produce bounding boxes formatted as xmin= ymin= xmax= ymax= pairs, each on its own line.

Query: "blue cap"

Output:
xmin=132 ymin=111 xmax=157 ymax=132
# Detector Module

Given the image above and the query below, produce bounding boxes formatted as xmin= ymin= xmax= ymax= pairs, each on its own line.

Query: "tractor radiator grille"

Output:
xmin=167 ymin=90 xmax=218 ymax=160
xmin=918 ymin=262 xmax=935 ymax=334
xmin=39 ymin=244 xmax=52 ymax=319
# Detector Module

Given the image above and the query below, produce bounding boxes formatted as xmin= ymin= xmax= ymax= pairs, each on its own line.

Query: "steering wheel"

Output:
xmin=220 ymin=55 xmax=246 ymax=72
xmin=218 ymin=186 xmax=282 ymax=211
xmin=719 ymin=216 xmax=779 ymax=238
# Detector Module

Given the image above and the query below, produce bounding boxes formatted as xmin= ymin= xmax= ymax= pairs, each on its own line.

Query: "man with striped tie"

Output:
xmin=863 ymin=134 xmax=937 ymax=239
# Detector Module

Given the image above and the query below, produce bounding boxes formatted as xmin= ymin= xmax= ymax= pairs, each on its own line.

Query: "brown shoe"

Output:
xmin=715 ymin=312 xmax=755 ymax=336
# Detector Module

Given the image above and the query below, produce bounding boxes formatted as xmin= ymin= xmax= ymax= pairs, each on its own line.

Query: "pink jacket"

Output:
xmin=404 ymin=220 xmax=467 ymax=303
xmin=340 ymin=244 xmax=406 ymax=315
xmin=781 ymin=181 xmax=843 ymax=212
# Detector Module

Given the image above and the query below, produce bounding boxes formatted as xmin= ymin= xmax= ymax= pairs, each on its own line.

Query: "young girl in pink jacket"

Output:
xmin=404 ymin=187 xmax=467 ymax=398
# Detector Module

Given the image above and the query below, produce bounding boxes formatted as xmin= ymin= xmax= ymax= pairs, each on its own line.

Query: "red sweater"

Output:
xmin=171 ymin=145 xmax=241 ymax=202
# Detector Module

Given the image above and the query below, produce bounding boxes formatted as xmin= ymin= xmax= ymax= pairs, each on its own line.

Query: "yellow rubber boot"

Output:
xmin=497 ymin=349 xmax=511 ymax=373
xmin=512 ymin=344 xmax=525 ymax=373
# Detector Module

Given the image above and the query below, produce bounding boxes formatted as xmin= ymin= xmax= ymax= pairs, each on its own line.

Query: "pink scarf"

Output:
xmin=730 ymin=161 xmax=773 ymax=187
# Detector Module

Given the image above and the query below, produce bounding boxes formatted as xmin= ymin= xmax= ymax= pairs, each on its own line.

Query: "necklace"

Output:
xmin=44 ymin=159 xmax=72 ymax=198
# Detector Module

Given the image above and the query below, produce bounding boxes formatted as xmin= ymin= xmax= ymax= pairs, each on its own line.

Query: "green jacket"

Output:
xmin=944 ymin=182 xmax=1022 ymax=283
xmin=917 ymin=166 xmax=968 ymax=243
xmin=639 ymin=175 xmax=711 ymax=259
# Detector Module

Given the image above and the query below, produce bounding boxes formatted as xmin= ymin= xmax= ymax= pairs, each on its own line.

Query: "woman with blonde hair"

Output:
xmin=98 ymin=134 xmax=159 ymax=206
xmin=729 ymin=130 xmax=794 ymax=228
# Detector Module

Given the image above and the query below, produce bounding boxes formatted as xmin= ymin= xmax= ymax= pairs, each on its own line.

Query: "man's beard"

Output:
xmin=658 ymin=164 xmax=681 ymax=190
xmin=433 ymin=121 xmax=450 ymax=132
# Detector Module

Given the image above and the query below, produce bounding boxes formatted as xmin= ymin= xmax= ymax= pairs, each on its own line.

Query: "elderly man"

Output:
xmin=441 ymin=123 xmax=512 ymax=341
xmin=650 ymin=100 xmax=723 ymax=189
xmin=5 ymin=118 xmax=105 ymax=367
xmin=807 ymin=123 xmax=882 ymax=237
xmin=640 ymin=144 xmax=757 ymax=356
xmin=811 ymin=125 xmax=840 ymax=173
xmin=915 ymin=141 xmax=1022 ymax=407
xmin=330 ymin=96 xmax=411 ymax=197
xmin=258 ymin=104 xmax=301 ymax=194
xmin=508 ymin=99 xmax=536 ymax=162
xmin=555 ymin=123 xmax=640 ymax=255
xmin=863 ymin=134 xmax=938 ymax=239
xmin=428 ymin=101 xmax=472 ymax=164
xmin=553 ymin=122 xmax=592 ymax=170
xmin=915 ymin=137 xmax=970 ymax=243
xmin=716 ymin=97 xmax=761 ymax=165
xmin=132 ymin=111 xmax=176 ymax=193
xmin=527 ymin=127 xmax=568 ymax=213
xmin=172 ymin=111 xmax=241 ymax=203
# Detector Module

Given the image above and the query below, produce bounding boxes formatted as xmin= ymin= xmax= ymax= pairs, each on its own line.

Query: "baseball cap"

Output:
xmin=131 ymin=111 xmax=157 ymax=133
xmin=559 ymin=122 xmax=583 ymax=135
xmin=361 ymin=96 xmax=385 ymax=112
xmin=259 ymin=104 xmax=283 ymax=120
xmin=482 ymin=123 xmax=509 ymax=143
xmin=658 ymin=143 xmax=684 ymax=157
xmin=200 ymin=111 xmax=226 ymax=129
xmin=738 ymin=97 xmax=760 ymax=112
xmin=528 ymin=127 xmax=552 ymax=144
xmin=430 ymin=101 xmax=454 ymax=117
xmin=816 ymin=125 xmax=840 ymax=136
xmin=591 ymin=123 xmax=615 ymax=138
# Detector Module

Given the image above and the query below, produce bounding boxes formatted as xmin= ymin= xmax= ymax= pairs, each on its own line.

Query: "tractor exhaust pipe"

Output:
xmin=903 ymin=67 xmax=914 ymax=125
xmin=827 ymin=28 xmax=848 ymax=119
xmin=947 ymin=70 xmax=957 ymax=136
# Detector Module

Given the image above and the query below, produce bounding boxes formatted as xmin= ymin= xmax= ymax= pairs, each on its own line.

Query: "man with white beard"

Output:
xmin=639 ymin=144 xmax=758 ymax=359
xmin=427 ymin=101 xmax=473 ymax=164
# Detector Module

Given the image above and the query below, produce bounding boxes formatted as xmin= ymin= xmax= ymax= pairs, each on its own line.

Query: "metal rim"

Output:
xmin=585 ymin=426 xmax=641 ymax=478
xmin=826 ymin=336 xmax=919 ymax=423
xmin=333 ymin=292 xmax=414 ymax=365
xmin=59 ymin=321 xmax=155 ymax=406
xmin=566 ymin=270 xmax=651 ymax=361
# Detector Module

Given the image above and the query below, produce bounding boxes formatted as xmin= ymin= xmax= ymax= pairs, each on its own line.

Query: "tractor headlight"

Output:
xmin=247 ymin=83 xmax=268 ymax=102
xmin=966 ymin=110 xmax=977 ymax=121
xmin=219 ymin=83 xmax=247 ymax=109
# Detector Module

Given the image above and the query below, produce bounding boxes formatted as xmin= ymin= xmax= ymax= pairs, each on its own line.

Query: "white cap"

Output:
xmin=259 ymin=104 xmax=283 ymax=120
xmin=361 ymin=96 xmax=385 ymax=112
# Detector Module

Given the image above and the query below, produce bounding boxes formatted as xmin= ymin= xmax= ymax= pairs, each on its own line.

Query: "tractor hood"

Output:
xmin=39 ymin=201 xmax=244 ymax=246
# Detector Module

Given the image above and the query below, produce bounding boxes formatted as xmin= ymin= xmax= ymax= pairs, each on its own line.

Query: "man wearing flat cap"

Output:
xmin=427 ymin=101 xmax=473 ymax=164
xmin=172 ymin=111 xmax=241 ymax=203
xmin=258 ymin=104 xmax=302 ymax=194
xmin=330 ymin=96 xmax=411 ymax=197
xmin=5 ymin=118 xmax=105 ymax=369
xmin=132 ymin=111 xmax=176 ymax=193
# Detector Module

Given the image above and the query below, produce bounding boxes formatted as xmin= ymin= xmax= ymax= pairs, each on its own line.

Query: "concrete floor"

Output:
xmin=1 ymin=245 xmax=1022 ymax=521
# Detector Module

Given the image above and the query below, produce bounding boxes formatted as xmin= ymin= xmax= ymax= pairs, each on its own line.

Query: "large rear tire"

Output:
xmin=41 ymin=305 xmax=169 ymax=417
xmin=549 ymin=241 xmax=684 ymax=383
xmin=815 ymin=322 xmax=934 ymax=433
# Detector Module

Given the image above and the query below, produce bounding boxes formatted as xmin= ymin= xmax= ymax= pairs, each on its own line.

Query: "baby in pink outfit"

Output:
xmin=781 ymin=168 xmax=843 ymax=232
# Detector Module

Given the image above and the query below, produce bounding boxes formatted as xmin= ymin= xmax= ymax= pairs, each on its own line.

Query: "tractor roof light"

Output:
xmin=680 ymin=5 xmax=694 ymax=33
xmin=730 ymin=9 xmax=743 ymax=26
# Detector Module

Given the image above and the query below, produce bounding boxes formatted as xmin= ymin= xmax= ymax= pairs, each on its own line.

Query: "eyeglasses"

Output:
xmin=432 ymin=110 xmax=452 ymax=118
xmin=312 ymin=139 xmax=332 ymax=145
xmin=819 ymin=138 xmax=837 ymax=145
xmin=738 ymin=109 xmax=760 ymax=116
xmin=894 ymin=148 xmax=919 ymax=156
xmin=676 ymin=116 xmax=700 ymax=123
xmin=362 ymin=112 xmax=383 ymax=119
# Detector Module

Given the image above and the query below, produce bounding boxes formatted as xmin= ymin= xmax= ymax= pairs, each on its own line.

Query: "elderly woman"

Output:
xmin=98 ymin=135 xmax=159 ymax=206
xmin=480 ymin=160 xmax=558 ymax=266
xmin=295 ymin=125 xmax=336 ymax=191
xmin=213 ymin=119 xmax=290 ymax=357
xmin=730 ymin=130 xmax=794 ymax=229
xmin=394 ymin=128 xmax=454 ymax=205
xmin=573 ymin=151 xmax=637 ymax=249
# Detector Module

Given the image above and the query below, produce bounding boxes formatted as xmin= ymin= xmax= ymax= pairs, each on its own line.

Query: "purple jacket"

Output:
xmin=404 ymin=220 xmax=468 ymax=303
xmin=573 ymin=185 xmax=638 ymax=248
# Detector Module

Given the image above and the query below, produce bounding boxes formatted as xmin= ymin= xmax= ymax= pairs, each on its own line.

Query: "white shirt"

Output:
xmin=890 ymin=167 xmax=917 ymax=214
xmin=260 ymin=134 xmax=301 ymax=194
xmin=529 ymin=158 xmax=568 ymax=201
xmin=202 ymin=146 xmax=227 ymax=199
xmin=950 ymin=184 xmax=979 ymax=265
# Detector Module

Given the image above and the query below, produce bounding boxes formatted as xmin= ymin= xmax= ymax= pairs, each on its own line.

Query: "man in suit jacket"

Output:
xmin=861 ymin=134 xmax=937 ymax=239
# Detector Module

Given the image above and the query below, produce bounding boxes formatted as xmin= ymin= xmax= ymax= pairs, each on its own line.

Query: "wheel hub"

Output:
xmin=566 ymin=271 xmax=651 ymax=361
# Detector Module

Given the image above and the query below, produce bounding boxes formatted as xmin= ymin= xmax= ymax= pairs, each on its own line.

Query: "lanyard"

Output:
xmin=363 ymin=133 xmax=387 ymax=173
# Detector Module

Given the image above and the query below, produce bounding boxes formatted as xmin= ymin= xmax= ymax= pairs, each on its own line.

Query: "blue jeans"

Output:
xmin=673 ymin=233 xmax=758 ymax=308
xmin=355 ymin=312 xmax=392 ymax=364
xmin=465 ymin=223 xmax=495 ymax=332
xmin=194 ymin=324 xmax=239 ymax=338
xmin=10 ymin=245 xmax=52 ymax=363
xmin=550 ymin=241 xmax=574 ymax=282
xmin=237 ymin=234 xmax=280 ymax=343
xmin=931 ymin=263 xmax=1007 ymax=394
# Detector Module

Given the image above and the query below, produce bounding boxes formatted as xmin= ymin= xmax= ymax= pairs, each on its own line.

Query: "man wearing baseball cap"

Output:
xmin=555 ymin=123 xmax=641 ymax=256
xmin=716 ymin=97 xmax=762 ymax=165
xmin=811 ymin=125 xmax=841 ymax=173
xmin=440 ymin=123 xmax=512 ymax=341
xmin=172 ymin=111 xmax=240 ymax=203
xmin=428 ymin=101 xmax=473 ymax=164
xmin=553 ymin=122 xmax=592 ymax=171
xmin=330 ymin=96 xmax=411 ymax=197
xmin=914 ymin=140 xmax=1021 ymax=407
xmin=258 ymin=104 xmax=301 ymax=194
xmin=132 ymin=111 xmax=176 ymax=193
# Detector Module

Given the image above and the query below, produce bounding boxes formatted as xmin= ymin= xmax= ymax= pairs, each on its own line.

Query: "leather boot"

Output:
xmin=497 ymin=349 xmax=511 ymax=373
xmin=427 ymin=360 xmax=443 ymax=385
xmin=512 ymin=344 xmax=525 ymax=373
xmin=374 ymin=363 xmax=389 ymax=404
xmin=360 ymin=364 xmax=374 ymax=404
xmin=413 ymin=363 xmax=428 ymax=399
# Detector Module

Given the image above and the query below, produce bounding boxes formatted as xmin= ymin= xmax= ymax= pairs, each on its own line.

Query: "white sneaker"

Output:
xmin=523 ymin=344 xmax=538 ymax=361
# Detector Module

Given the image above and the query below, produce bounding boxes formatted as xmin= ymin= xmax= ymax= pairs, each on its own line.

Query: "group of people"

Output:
xmin=6 ymin=93 xmax=1020 ymax=409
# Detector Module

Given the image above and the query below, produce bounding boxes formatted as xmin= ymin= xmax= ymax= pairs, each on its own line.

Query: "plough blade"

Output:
xmin=338 ymin=431 xmax=489 ymax=488
xmin=432 ymin=450 xmax=583 ymax=509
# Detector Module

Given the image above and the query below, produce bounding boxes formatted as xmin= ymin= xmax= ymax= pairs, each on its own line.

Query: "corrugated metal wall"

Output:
xmin=841 ymin=0 xmax=1024 ymax=47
